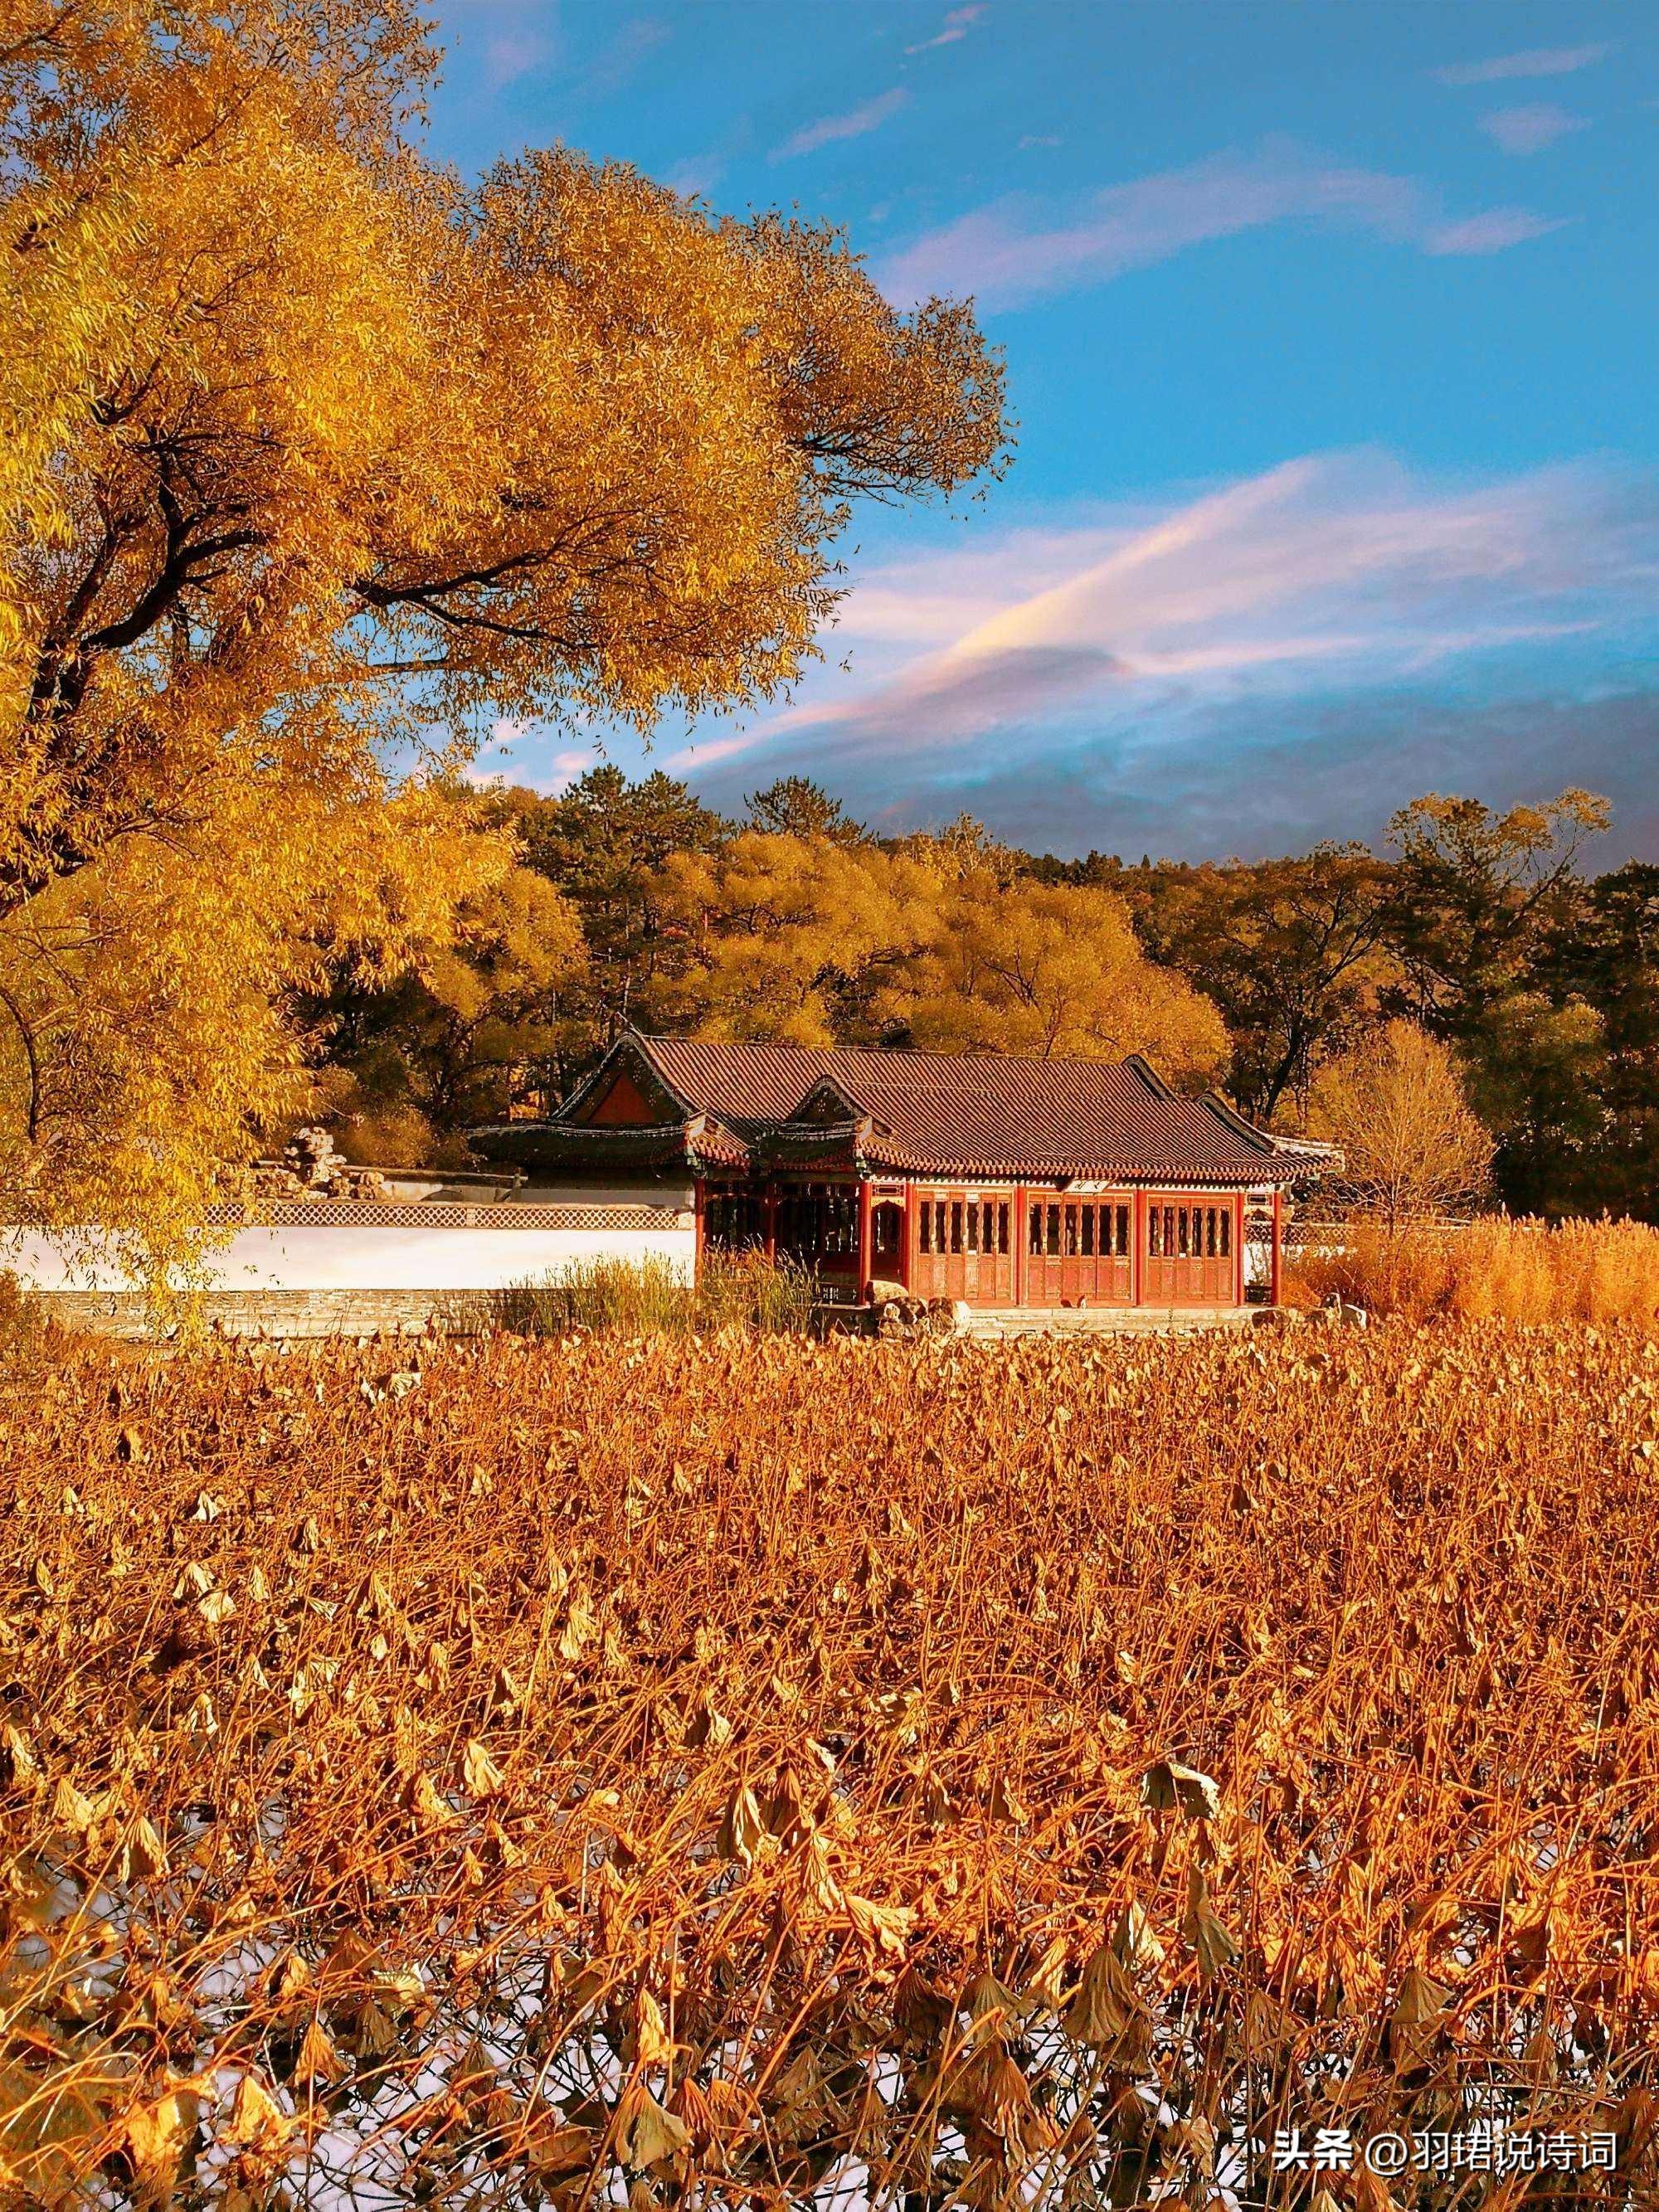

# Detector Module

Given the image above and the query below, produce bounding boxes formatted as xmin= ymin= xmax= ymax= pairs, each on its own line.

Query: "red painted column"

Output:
xmin=902 ymin=1183 xmax=916 ymax=1291
xmin=1131 ymin=1190 xmax=1144 ymax=1307
xmin=857 ymin=1179 xmax=873 ymax=1302
xmin=1269 ymin=1186 xmax=1283 ymax=1306
xmin=1014 ymin=1188 xmax=1027 ymax=1309
xmin=693 ymin=1177 xmax=705 ymax=1285
xmin=763 ymin=1184 xmax=777 ymax=1263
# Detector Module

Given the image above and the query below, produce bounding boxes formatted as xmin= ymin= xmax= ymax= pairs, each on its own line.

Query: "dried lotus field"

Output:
xmin=4 ymin=1323 xmax=1659 ymax=2211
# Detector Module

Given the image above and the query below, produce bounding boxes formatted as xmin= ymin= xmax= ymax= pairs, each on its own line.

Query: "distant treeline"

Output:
xmin=308 ymin=771 xmax=1657 ymax=1223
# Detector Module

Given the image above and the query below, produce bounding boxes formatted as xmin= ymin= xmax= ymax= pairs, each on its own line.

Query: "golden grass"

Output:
xmin=3 ymin=1323 xmax=1659 ymax=2206
xmin=1289 ymin=1213 xmax=1659 ymax=1325
xmin=480 ymin=1251 xmax=817 ymax=1338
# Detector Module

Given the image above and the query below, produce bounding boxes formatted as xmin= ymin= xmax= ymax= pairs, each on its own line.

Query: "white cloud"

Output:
xmin=581 ymin=14 xmax=669 ymax=96
xmin=1421 ymin=208 xmax=1568 ymax=253
xmin=877 ymin=143 xmax=1565 ymax=309
xmin=465 ymin=721 xmax=595 ymax=795
xmin=769 ymin=87 xmax=907 ymax=163
xmin=1433 ymin=43 xmax=1612 ymax=86
xmin=538 ymin=748 xmax=597 ymax=795
xmin=450 ymin=0 xmax=560 ymax=90
xmin=905 ymin=5 xmax=985 ymax=56
xmin=1477 ymin=103 xmax=1589 ymax=155
xmin=664 ymin=154 xmax=723 ymax=200
xmin=669 ymin=455 xmax=1659 ymax=780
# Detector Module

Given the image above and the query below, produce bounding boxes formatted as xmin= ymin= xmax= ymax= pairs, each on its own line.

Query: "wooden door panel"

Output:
xmin=1023 ymin=1197 xmax=1134 ymax=1306
xmin=913 ymin=1190 xmax=1015 ymax=1307
xmin=1142 ymin=1198 xmax=1238 ymax=1305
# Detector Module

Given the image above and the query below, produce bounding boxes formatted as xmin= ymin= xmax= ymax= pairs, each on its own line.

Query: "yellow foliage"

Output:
xmin=888 ymin=877 xmax=1228 ymax=1080
xmin=0 ymin=0 xmax=1004 ymax=1262
xmin=1309 ymin=1018 xmax=1494 ymax=1223
xmin=1292 ymin=1213 xmax=1659 ymax=1325
xmin=654 ymin=833 xmax=1226 ymax=1079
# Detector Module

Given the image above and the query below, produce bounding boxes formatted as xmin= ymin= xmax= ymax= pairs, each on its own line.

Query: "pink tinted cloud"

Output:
xmin=1423 ymin=208 xmax=1570 ymax=254
xmin=453 ymin=0 xmax=560 ymax=90
xmin=673 ymin=455 xmax=1659 ymax=778
xmin=1478 ymin=103 xmax=1589 ymax=155
xmin=1433 ymin=44 xmax=1611 ymax=86
xmin=769 ymin=87 xmax=907 ymax=163
xmin=906 ymin=5 xmax=985 ymax=56
xmin=878 ymin=144 xmax=1562 ymax=309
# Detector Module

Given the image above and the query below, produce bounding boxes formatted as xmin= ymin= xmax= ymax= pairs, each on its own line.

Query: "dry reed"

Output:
xmin=1288 ymin=1214 xmax=1659 ymax=1327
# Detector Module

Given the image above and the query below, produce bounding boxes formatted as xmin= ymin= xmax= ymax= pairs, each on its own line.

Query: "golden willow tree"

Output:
xmin=654 ymin=832 xmax=1228 ymax=1087
xmin=0 ymin=0 xmax=1005 ymax=1270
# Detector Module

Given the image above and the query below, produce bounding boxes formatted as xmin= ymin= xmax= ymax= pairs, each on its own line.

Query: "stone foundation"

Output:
xmin=41 ymin=1287 xmax=494 ymax=1341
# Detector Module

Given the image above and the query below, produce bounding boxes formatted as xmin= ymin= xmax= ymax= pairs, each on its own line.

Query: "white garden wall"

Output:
xmin=6 ymin=1219 xmax=695 ymax=1296
xmin=3 ymin=1195 xmax=698 ymax=1336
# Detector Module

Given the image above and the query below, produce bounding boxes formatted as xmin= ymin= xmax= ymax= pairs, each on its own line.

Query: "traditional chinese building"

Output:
xmin=471 ymin=1031 xmax=1314 ymax=1312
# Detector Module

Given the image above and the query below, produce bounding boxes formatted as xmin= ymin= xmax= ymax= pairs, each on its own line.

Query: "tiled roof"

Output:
xmin=633 ymin=1035 xmax=1297 ymax=1186
xmin=468 ymin=1117 xmax=749 ymax=1174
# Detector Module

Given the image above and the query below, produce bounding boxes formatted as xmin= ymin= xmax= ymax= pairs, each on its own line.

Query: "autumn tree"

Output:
xmin=650 ymin=830 xmax=1228 ymax=1082
xmin=0 ymin=0 xmax=1005 ymax=1259
xmin=306 ymin=867 xmax=588 ymax=1163
xmin=1311 ymin=1020 xmax=1494 ymax=1228
xmin=652 ymin=833 xmax=940 ymax=1045
xmin=1383 ymin=790 xmax=1609 ymax=1033
xmin=886 ymin=878 xmax=1228 ymax=1082
xmin=1137 ymin=846 xmax=1397 ymax=1123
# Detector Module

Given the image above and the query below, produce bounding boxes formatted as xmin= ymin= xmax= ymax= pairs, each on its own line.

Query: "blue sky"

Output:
xmin=427 ymin=0 xmax=1659 ymax=862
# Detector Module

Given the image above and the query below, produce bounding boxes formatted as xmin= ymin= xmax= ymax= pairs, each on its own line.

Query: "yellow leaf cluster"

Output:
xmin=0 ymin=0 xmax=1005 ymax=1262
xmin=654 ymin=830 xmax=1227 ymax=1078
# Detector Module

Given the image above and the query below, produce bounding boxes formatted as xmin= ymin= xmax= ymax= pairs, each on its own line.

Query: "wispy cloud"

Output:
xmin=769 ymin=87 xmax=907 ymax=163
xmin=1422 ymin=209 xmax=1567 ymax=254
xmin=1433 ymin=43 xmax=1612 ymax=87
xmin=581 ymin=14 xmax=669 ymax=97
xmin=1478 ymin=103 xmax=1589 ymax=155
xmin=906 ymin=4 xmax=985 ymax=56
xmin=878 ymin=143 xmax=1567 ymax=309
xmin=664 ymin=153 xmax=723 ymax=200
xmin=445 ymin=0 xmax=561 ymax=90
xmin=669 ymin=455 xmax=1659 ymax=795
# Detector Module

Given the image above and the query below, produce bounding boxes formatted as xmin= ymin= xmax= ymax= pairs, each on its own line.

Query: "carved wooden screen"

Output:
xmin=1024 ymin=1197 xmax=1133 ymax=1307
xmin=1141 ymin=1196 xmax=1238 ymax=1305
xmin=911 ymin=1191 xmax=1015 ymax=1306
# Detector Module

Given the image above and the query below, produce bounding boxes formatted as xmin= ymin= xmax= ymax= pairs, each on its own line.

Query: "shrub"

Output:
xmin=693 ymin=1246 xmax=816 ymax=1333
xmin=482 ymin=1249 xmax=815 ymax=1336
xmin=1289 ymin=1212 xmax=1659 ymax=1323
xmin=0 ymin=1266 xmax=50 ymax=1364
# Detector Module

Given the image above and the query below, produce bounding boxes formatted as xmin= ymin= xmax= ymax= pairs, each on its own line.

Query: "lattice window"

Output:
xmin=202 ymin=1202 xmax=684 ymax=1231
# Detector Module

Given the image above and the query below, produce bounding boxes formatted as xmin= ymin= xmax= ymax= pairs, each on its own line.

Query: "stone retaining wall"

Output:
xmin=41 ymin=1287 xmax=493 ymax=1341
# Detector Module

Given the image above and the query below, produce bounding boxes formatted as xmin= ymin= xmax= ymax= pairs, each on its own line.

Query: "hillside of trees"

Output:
xmin=307 ymin=771 xmax=1659 ymax=1223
